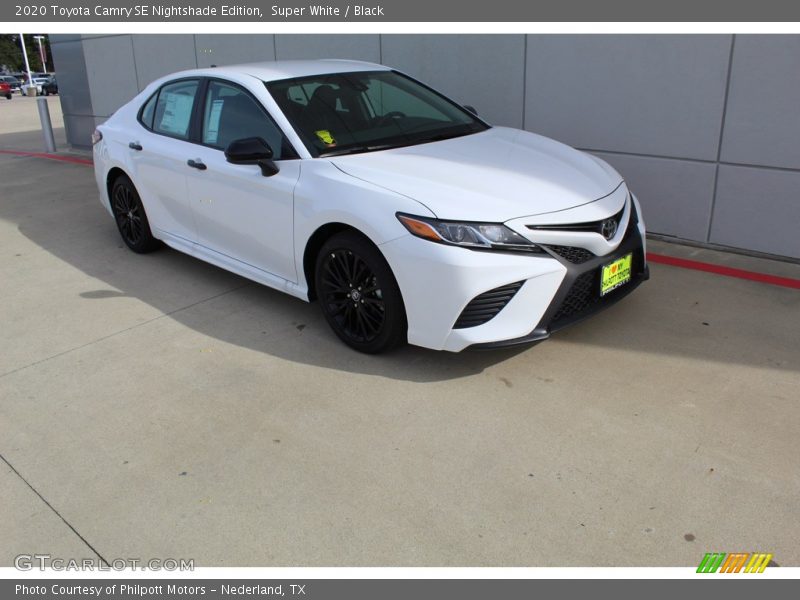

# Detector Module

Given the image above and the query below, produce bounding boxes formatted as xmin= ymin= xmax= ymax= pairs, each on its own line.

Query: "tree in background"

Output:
xmin=0 ymin=34 xmax=52 ymax=74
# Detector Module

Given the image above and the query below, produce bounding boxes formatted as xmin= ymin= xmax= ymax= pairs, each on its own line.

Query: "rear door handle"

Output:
xmin=187 ymin=159 xmax=207 ymax=171
xmin=128 ymin=142 xmax=142 ymax=151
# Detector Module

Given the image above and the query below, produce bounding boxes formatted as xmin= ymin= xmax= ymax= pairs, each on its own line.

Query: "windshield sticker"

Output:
xmin=315 ymin=129 xmax=336 ymax=146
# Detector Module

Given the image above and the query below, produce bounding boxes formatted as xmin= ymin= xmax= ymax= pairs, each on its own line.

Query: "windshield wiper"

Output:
xmin=319 ymin=129 xmax=479 ymax=158
xmin=319 ymin=143 xmax=398 ymax=157
xmin=414 ymin=130 xmax=475 ymax=144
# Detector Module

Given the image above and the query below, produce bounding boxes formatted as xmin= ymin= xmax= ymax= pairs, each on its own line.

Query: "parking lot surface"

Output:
xmin=1 ymin=98 xmax=799 ymax=567
xmin=0 ymin=94 xmax=66 ymax=152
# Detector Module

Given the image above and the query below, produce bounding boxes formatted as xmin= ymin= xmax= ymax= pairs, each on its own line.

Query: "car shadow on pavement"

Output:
xmin=550 ymin=260 xmax=800 ymax=375
xmin=2 ymin=151 xmax=798 ymax=382
xmin=0 ymin=153 xmax=530 ymax=382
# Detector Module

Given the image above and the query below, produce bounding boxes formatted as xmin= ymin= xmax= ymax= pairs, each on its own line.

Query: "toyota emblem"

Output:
xmin=601 ymin=218 xmax=618 ymax=240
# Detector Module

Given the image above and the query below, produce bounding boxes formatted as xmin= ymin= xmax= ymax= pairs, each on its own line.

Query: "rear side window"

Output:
xmin=152 ymin=79 xmax=199 ymax=140
xmin=139 ymin=91 xmax=158 ymax=129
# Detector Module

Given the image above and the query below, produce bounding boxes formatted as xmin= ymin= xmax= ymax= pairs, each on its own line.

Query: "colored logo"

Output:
xmin=697 ymin=552 xmax=773 ymax=573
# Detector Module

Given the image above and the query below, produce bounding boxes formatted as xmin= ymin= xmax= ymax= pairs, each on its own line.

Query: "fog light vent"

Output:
xmin=453 ymin=281 xmax=524 ymax=329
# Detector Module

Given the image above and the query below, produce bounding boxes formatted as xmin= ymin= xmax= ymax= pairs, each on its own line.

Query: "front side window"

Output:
xmin=267 ymin=70 xmax=488 ymax=157
xmin=152 ymin=79 xmax=199 ymax=140
xmin=201 ymin=80 xmax=294 ymax=159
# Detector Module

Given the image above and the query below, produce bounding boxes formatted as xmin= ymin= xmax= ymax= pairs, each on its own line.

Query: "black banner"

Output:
xmin=5 ymin=0 xmax=800 ymax=22
xmin=4 ymin=579 xmax=799 ymax=600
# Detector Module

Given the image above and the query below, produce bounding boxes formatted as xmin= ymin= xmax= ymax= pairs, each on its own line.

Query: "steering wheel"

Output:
xmin=376 ymin=111 xmax=407 ymax=127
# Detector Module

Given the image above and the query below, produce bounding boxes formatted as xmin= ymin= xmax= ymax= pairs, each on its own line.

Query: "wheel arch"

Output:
xmin=302 ymin=222 xmax=364 ymax=301
xmin=105 ymin=166 xmax=131 ymax=201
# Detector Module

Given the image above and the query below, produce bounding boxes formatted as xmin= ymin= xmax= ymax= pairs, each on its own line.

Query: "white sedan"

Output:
xmin=21 ymin=77 xmax=50 ymax=95
xmin=92 ymin=60 xmax=648 ymax=353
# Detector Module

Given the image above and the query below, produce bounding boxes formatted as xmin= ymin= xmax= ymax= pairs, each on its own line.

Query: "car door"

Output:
xmin=184 ymin=78 xmax=301 ymax=283
xmin=131 ymin=78 xmax=201 ymax=247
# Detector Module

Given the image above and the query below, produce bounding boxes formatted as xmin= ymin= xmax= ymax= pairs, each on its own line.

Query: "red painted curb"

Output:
xmin=647 ymin=252 xmax=800 ymax=290
xmin=0 ymin=149 xmax=93 ymax=166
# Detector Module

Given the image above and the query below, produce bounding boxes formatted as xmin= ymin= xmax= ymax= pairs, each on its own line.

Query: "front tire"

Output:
xmin=315 ymin=231 xmax=407 ymax=353
xmin=110 ymin=175 xmax=161 ymax=253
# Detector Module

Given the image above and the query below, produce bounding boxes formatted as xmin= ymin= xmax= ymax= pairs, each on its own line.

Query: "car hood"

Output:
xmin=331 ymin=127 xmax=623 ymax=222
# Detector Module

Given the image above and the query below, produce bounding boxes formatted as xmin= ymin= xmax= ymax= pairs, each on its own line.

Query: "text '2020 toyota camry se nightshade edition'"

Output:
xmin=93 ymin=60 xmax=648 ymax=353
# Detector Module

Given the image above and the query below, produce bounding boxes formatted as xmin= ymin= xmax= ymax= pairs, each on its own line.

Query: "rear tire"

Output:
xmin=110 ymin=175 xmax=161 ymax=254
xmin=315 ymin=231 xmax=407 ymax=353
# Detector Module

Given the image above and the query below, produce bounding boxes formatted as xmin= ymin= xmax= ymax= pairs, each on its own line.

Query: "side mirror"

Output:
xmin=225 ymin=137 xmax=279 ymax=177
xmin=463 ymin=105 xmax=478 ymax=116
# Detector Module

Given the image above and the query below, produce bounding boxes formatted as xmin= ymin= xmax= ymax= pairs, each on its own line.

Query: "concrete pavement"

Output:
xmin=0 ymin=98 xmax=798 ymax=567
xmin=0 ymin=94 xmax=67 ymax=153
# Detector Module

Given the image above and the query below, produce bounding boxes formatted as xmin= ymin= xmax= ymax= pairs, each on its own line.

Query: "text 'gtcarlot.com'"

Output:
xmin=14 ymin=555 xmax=193 ymax=571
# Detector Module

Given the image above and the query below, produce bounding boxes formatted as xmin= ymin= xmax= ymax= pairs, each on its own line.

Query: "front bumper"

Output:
xmin=380 ymin=199 xmax=647 ymax=352
xmin=469 ymin=227 xmax=648 ymax=350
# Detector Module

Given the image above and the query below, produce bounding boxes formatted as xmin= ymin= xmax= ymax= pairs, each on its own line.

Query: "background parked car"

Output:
xmin=0 ymin=75 xmax=21 ymax=93
xmin=21 ymin=77 xmax=51 ymax=96
xmin=42 ymin=76 xmax=58 ymax=95
xmin=0 ymin=81 xmax=12 ymax=100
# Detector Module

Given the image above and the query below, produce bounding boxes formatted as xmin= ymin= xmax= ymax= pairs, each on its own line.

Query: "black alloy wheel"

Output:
xmin=316 ymin=232 xmax=406 ymax=353
xmin=110 ymin=175 xmax=161 ymax=253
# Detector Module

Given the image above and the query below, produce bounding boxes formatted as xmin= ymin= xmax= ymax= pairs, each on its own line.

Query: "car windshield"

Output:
xmin=266 ymin=70 xmax=488 ymax=157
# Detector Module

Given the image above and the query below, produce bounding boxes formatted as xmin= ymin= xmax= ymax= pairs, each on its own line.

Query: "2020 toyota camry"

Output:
xmin=92 ymin=59 xmax=648 ymax=353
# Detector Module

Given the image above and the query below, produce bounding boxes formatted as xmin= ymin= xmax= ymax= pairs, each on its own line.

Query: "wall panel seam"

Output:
xmin=129 ymin=35 xmax=141 ymax=92
xmin=581 ymin=148 xmax=800 ymax=174
xmin=521 ymin=34 xmax=528 ymax=131
xmin=707 ymin=34 xmax=737 ymax=242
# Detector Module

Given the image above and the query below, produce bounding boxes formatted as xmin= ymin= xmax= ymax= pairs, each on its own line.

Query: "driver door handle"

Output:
xmin=128 ymin=142 xmax=142 ymax=151
xmin=187 ymin=159 xmax=207 ymax=171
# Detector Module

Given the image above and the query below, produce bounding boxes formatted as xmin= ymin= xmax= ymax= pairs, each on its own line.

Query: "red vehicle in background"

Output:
xmin=0 ymin=81 xmax=12 ymax=100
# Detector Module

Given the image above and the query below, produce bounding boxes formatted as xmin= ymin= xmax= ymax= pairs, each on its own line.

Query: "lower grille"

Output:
xmin=551 ymin=270 xmax=598 ymax=322
xmin=453 ymin=281 xmax=524 ymax=329
xmin=545 ymin=245 xmax=595 ymax=264
xmin=550 ymin=249 xmax=644 ymax=326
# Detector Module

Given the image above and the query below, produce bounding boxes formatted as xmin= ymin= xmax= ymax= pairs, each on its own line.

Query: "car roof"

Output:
xmin=172 ymin=59 xmax=390 ymax=83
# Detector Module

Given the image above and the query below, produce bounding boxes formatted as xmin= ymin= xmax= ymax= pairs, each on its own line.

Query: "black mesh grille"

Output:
xmin=453 ymin=281 xmax=524 ymax=329
xmin=550 ymin=249 xmax=644 ymax=326
xmin=551 ymin=271 xmax=599 ymax=322
xmin=545 ymin=245 xmax=595 ymax=264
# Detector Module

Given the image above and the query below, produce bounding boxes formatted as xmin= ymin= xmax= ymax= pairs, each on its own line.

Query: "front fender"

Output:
xmin=292 ymin=159 xmax=434 ymax=296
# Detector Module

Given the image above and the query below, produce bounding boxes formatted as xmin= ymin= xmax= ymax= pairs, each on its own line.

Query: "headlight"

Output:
xmin=396 ymin=213 xmax=541 ymax=252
